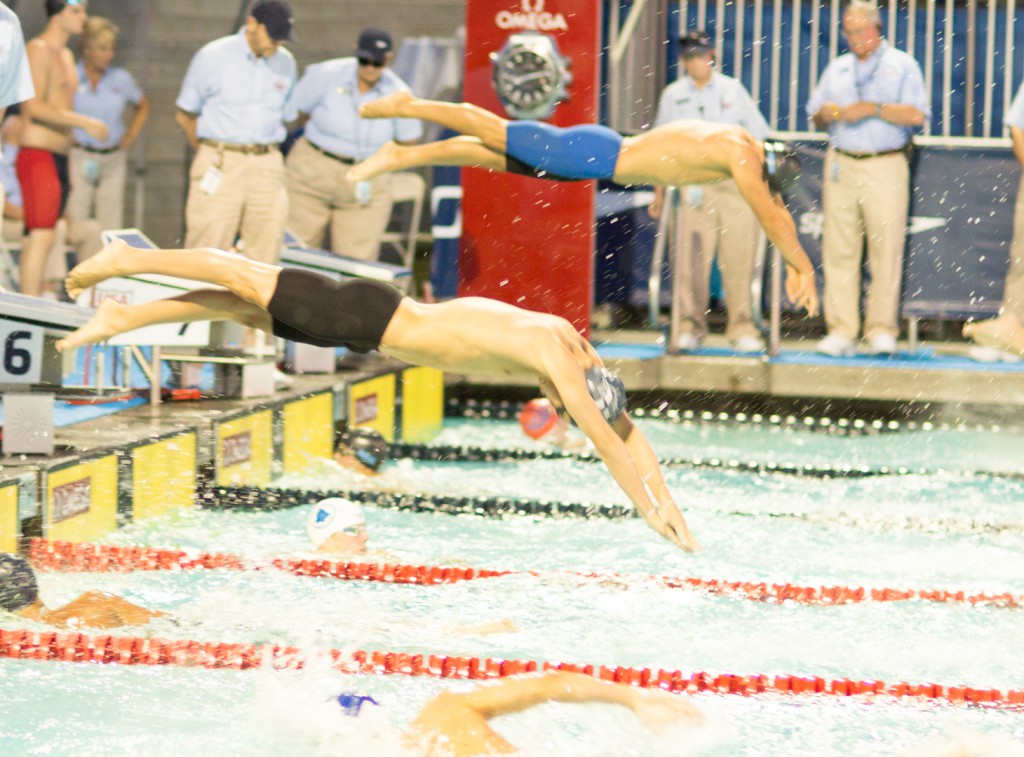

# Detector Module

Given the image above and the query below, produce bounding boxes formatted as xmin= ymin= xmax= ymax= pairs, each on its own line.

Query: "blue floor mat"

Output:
xmin=596 ymin=341 xmax=1024 ymax=373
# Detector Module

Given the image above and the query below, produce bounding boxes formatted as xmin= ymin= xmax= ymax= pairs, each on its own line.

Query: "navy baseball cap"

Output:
xmin=679 ymin=30 xmax=714 ymax=54
xmin=251 ymin=0 xmax=295 ymax=42
xmin=356 ymin=27 xmax=393 ymax=64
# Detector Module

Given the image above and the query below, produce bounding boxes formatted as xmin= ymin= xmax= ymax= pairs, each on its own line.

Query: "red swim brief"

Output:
xmin=15 ymin=147 xmax=70 ymax=231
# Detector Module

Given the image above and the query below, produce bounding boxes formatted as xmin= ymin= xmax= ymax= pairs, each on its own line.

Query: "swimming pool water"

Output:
xmin=2 ymin=417 xmax=1022 ymax=756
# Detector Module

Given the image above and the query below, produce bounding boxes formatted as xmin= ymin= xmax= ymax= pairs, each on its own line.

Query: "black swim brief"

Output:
xmin=267 ymin=269 xmax=404 ymax=353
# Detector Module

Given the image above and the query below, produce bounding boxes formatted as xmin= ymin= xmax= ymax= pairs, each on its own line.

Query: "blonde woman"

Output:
xmin=67 ymin=15 xmax=149 ymax=238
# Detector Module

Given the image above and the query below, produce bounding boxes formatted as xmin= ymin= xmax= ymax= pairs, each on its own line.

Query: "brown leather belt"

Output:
xmin=306 ymin=139 xmax=356 ymax=165
xmin=199 ymin=139 xmax=278 ymax=155
xmin=834 ymin=146 xmax=908 ymax=160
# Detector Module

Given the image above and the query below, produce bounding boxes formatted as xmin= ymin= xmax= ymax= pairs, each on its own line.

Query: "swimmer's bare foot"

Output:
xmin=55 ymin=298 xmax=127 ymax=352
xmin=358 ymin=90 xmax=413 ymax=119
xmin=963 ymin=313 xmax=1024 ymax=357
xmin=348 ymin=141 xmax=399 ymax=182
xmin=65 ymin=238 xmax=131 ymax=299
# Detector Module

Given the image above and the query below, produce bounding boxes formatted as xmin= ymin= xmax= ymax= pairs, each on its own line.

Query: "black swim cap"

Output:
xmin=45 ymin=0 xmax=82 ymax=18
xmin=763 ymin=141 xmax=801 ymax=196
xmin=0 ymin=553 xmax=39 ymax=612
xmin=338 ymin=429 xmax=389 ymax=471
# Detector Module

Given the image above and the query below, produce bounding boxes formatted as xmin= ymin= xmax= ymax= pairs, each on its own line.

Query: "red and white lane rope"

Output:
xmin=27 ymin=538 xmax=1024 ymax=609
xmin=0 ymin=627 xmax=1019 ymax=709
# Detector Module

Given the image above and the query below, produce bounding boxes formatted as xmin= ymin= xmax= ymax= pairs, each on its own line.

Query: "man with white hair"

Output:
xmin=807 ymin=0 xmax=929 ymax=357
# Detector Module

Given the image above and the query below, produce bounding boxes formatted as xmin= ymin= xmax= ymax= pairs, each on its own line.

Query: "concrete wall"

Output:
xmin=12 ymin=0 xmax=465 ymax=246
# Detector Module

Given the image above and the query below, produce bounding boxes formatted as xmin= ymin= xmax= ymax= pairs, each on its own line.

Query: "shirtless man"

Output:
xmin=57 ymin=240 xmax=699 ymax=552
xmin=17 ymin=0 xmax=108 ymax=296
xmin=349 ymin=91 xmax=818 ymax=317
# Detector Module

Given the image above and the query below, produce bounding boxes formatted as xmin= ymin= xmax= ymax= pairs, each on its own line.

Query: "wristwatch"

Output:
xmin=490 ymin=32 xmax=572 ymax=120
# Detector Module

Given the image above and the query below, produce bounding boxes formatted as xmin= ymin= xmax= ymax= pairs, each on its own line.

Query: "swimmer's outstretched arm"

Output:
xmin=731 ymin=155 xmax=819 ymax=316
xmin=348 ymin=136 xmax=507 ymax=182
xmin=611 ymin=414 xmax=699 ymax=551
xmin=406 ymin=671 xmax=701 ymax=755
xmin=23 ymin=591 xmax=165 ymax=630
xmin=540 ymin=347 xmax=696 ymax=552
xmin=359 ymin=91 xmax=510 ymax=153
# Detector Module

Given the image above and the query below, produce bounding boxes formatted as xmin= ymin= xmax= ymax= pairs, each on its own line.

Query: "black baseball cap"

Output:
xmin=251 ymin=0 xmax=295 ymax=42
xmin=679 ymin=30 xmax=713 ymax=54
xmin=356 ymin=27 xmax=393 ymax=64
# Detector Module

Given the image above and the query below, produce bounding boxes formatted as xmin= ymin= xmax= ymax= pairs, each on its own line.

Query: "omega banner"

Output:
xmin=461 ymin=0 xmax=601 ymax=335
xmin=782 ymin=142 xmax=1015 ymax=319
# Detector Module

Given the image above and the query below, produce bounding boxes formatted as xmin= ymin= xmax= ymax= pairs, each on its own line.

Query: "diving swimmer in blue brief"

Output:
xmin=351 ymin=92 xmax=818 ymax=319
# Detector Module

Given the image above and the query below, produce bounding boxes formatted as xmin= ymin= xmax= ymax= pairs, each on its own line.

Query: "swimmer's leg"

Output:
xmin=349 ymin=137 xmax=505 ymax=182
xmin=359 ymin=93 xmax=510 ymax=153
xmin=65 ymin=238 xmax=282 ymax=307
xmin=55 ymin=289 xmax=272 ymax=352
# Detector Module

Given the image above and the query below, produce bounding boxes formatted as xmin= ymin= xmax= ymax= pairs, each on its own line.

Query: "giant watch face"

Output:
xmin=491 ymin=33 xmax=571 ymax=120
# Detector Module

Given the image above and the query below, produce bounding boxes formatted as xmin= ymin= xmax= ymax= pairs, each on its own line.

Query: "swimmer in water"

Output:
xmin=337 ymin=670 xmax=702 ymax=756
xmin=332 ymin=428 xmax=389 ymax=477
xmin=0 ymin=552 xmax=164 ymax=629
xmin=57 ymin=240 xmax=700 ymax=552
xmin=307 ymin=497 xmax=371 ymax=555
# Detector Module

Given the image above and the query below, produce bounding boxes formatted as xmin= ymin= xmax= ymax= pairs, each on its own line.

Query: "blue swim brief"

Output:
xmin=506 ymin=122 xmax=623 ymax=181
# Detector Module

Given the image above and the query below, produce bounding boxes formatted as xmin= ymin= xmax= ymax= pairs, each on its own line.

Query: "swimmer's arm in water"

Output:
xmin=539 ymin=348 xmax=694 ymax=553
xmin=31 ymin=591 xmax=164 ymax=630
xmin=406 ymin=671 xmax=703 ymax=754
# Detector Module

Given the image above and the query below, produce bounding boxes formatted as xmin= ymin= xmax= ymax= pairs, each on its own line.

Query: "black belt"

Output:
xmin=306 ymin=139 xmax=355 ymax=165
xmin=78 ymin=145 xmax=119 ymax=155
xmin=834 ymin=146 xmax=908 ymax=160
xmin=198 ymin=139 xmax=278 ymax=155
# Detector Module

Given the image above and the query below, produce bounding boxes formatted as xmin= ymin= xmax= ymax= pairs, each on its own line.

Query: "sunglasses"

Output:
xmin=357 ymin=58 xmax=385 ymax=68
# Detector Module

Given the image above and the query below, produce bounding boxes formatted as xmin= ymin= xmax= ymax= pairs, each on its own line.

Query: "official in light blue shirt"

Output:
xmin=290 ymin=57 xmax=421 ymax=160
xmin=0 ymin=5 xmax=33 ymax=114
xmin=176 ymin=27 xmax=297 ymax=145
xmin=178 ymin=0 xmax=299 ymax=266
xmin=285 ymin=26 xmax=423 ymax=261
xmin=1006 ymin=84 xmax=1024 ymax=131
xmin=655 ymin=72 xmax=769 ymax=139
xmin=806 ymin=40 xmax=930 ymax=152
xmin=73 ymin=63 xmax=143 ymax=150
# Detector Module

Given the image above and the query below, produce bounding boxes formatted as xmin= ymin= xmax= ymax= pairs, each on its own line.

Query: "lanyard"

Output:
xmin=854 ymin=49 xmax=885 ymax=101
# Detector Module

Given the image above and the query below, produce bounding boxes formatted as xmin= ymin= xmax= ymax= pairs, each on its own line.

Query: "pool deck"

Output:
xmin=2 ymin=333 xmax=1022 ymax=472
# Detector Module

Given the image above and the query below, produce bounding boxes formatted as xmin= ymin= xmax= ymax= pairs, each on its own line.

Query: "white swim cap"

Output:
xmin=306 ymin=498 xmax=366 ymax=548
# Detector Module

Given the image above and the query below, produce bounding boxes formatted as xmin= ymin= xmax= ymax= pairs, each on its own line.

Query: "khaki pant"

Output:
xmin=285 ymin=137 xmax=393 ymax=261
xmin=822 ymin=150 xmax=909 ymax=340
xmin=185 ymin=143 xmax=287 ymax=264
xmin=1003 ymin=174 xmax=1024 ymax=320
xmin=672 ymin=180 xmax=762 ymax=341
xmin=66 ymin=147 xmax=127 ymax=232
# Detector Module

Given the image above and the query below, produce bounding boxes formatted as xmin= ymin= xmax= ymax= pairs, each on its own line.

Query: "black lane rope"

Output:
xmin=391 ymin=442 xmax=909 ymax=479
xmin=197 ymin=486 xmax=1024 ymax=537
xmin=198 ymin=485 xmax=635 ymax=520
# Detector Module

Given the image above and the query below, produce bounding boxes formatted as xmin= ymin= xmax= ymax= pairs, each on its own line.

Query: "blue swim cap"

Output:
xmin=337 ymin=692 xmax=380 ymax=717
xmin=0 ymin=553 xmax=39 ymax=612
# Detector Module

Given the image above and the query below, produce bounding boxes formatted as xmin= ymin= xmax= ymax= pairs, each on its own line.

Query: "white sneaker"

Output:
xmin=671 ymin=333 xmax=701 ymax=353
xmin=273 ymin=368 xmax=294 ymax=390
xmin=732 ymin=335 xmax=766 ymax=353
xmin=816 ymin=334 xmax=855 ymax=357
xmin=967 ymin=345 xmax=1022 ymax=363
xmin=865 ymin=332 xmax=897 ymax=355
